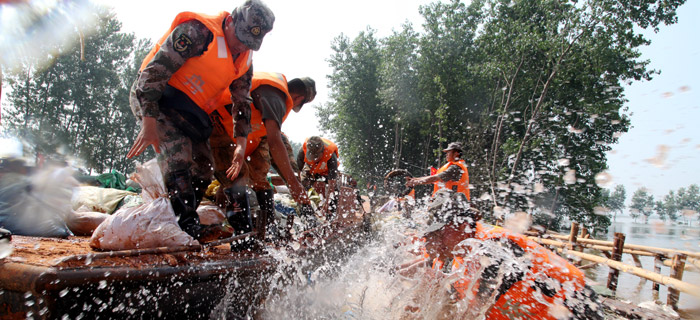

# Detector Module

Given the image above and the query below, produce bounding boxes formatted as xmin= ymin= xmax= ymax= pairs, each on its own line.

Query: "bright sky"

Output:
xmin=605 ymin=0 xmax=700 ymax=199
xmin=2 ymin=0 xmax=698 ymax=200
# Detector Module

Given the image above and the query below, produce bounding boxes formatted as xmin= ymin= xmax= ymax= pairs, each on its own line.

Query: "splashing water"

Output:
xmin=242 ymin=203 xmax=604 ymax=320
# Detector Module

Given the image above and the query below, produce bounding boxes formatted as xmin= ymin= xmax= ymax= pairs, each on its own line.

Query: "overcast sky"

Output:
xmin=2 ymin=0 xmax=698 ymax=199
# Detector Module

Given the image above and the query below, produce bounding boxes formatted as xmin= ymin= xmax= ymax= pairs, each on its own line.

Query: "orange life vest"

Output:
xmin=432 ymin=222 xmax=586 ymax=320
xmin=140 ymin=11 xmax=252 ymax=114
xmin=210 ymin=73 xmax=293 ymax=156
xmin=432 ymin=160 xmax=470 ymax=201
xmin=302 ymin=138 xmax=339 ymax=175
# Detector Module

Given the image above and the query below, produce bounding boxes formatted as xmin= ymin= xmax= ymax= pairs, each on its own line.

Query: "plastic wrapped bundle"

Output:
xmin=0 ymin=167 xmax=76 ymax=238
xmin=90 ymin=159 xmax=198 ymax=250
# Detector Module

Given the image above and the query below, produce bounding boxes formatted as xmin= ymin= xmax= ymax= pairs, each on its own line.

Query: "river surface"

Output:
xmin=585 ymin=215 xmax=700 ymax=311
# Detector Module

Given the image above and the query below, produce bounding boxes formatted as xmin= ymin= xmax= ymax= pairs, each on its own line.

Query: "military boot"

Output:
xmin=224 ymin=186 xmax=257 ymax=252
xmin=166 ymin=169 xmax=202 ymax=239
xmin=255 ymin=189 xmax=277 ymax=242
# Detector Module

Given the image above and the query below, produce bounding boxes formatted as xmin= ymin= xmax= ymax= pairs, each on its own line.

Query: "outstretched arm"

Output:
xmin=266 ymin=119 xmax=310 ymax=205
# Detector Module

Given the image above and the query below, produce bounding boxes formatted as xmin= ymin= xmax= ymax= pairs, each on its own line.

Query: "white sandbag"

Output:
xmin=64 ymin=209 xmax=110 ymax=236
xmin=71 ymin=186 xmax=136 ymax=214
xmin=197 ymin=204 xmax=226 ymax=225
xmin=90 ymin=159 xmax=198 ymax=250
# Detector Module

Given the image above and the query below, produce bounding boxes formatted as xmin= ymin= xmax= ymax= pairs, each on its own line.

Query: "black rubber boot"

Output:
xmin=255 ymin=189 xmax=276 ymax=242
xmin=224 ymin=186 xmax=255 ymax=252
xmin=165 ymin=169 xmax=202 ymax=239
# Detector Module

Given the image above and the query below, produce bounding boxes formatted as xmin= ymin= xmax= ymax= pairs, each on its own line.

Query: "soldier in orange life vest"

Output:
xmin=213 ymin=72 xmax=316 ymax=243
xmin=296 ymin=136 xmax=340 ymax=217
xmin=399 ymin=200 xmax=603 ymax=320
xmin=126 ymin=0 xmax=274 ymax=245
xmin=405 ymin=142 xmax=470 ymax=201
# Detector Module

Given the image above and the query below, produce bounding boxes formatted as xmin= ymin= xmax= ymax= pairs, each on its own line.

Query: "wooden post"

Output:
xmin=607 ymin=232 xmax=626 ymax=293
xmin=569 ymin=222 xmax=579 ymax=250
xmin=653 ymin=254 xmax=663 ymax=301
xmin=668 ymin=253 xmax=687 ymax=310
xmin=632 ymin=254 xmax=642 ymax=268
xmin=580 ymin=227 xmax=589 ymax=239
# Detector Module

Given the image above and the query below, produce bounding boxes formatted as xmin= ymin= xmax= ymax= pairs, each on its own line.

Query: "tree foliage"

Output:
xmin=319 ymin=0 xmax=686 ymax=233
xmin=2 ymin=7 xmax=150 ymax=174
xmin=652 ymin=184 xmax=700 ymax=224
xmin=602 ymin=184 xmax=626 ymax=221
xmin=630 ymin=188 xmax=654 ymax=223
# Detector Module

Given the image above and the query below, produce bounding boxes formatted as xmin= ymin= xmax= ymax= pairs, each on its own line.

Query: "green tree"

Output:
xmin=603 ymin=185 xmax=627 ymax=221
xmin=3 ymin=7 xmax=149 ymax=174
xmin=630 ymin=188 xmax=655 ymax=223
xmin=655 ymin=190 xmax=679 ymax=222
xmin=318 ymin=29 xmax=392 ymax=186
xmin=676 ymin=184 xmax=700 ymax=224
xmin=319 ymin=0 xmax=686 ymax=233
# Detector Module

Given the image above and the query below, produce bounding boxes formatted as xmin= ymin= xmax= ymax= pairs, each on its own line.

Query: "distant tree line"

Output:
xmin=627 ymin=184 xmax=700 ymax=224
xmin=319 ymin=0 xmax=686 ymax=233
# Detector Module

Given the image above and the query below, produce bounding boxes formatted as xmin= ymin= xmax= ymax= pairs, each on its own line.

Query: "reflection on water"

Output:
xmin=586 ymin=215 xmax=700 ymax=310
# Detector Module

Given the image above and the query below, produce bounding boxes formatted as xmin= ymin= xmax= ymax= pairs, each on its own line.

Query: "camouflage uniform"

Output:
xmin=129 ymin=0 xmax=275 ymax=242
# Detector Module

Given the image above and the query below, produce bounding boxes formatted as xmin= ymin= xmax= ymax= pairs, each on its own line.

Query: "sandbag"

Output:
xmin=71 ymin=186 xmax=137 ymax=214
xmin=90 ymin=159 xmax=198 ymax=250
xmin=197 ymin=203 xmax=226 ymax=225
xmin=0 ymin=167 xmax=76 ymax=238
xmin=65 ymin=209 xmax=110 ymax=236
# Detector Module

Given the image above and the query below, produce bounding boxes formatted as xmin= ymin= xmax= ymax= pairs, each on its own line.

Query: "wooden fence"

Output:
xmin=527 ymin=222 xmax=700 ymax=311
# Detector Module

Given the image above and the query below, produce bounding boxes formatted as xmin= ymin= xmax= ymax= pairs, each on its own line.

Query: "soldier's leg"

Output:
xmin=210 ymin=122 xmax=255 ymax=250
xmin=190 ymin=139 xmax=215 ymax=208
xmin=154 ymin=113 xmax=203 ymax=238
xmin=248 ymin=137 xmax=276 ymax=242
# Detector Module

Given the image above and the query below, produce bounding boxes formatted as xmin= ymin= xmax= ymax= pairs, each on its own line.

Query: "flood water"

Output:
xmin=256 ymin=209 xmax=700 ymax=319
xmin=586 ymin=215 xmax=700 ymax=311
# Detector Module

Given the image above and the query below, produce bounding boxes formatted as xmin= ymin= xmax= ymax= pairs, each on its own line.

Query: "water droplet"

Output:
xmin=594 ymin=171 xmax=613 ymax=187
xmin=563 ymin=169 xmax=576 ymax=184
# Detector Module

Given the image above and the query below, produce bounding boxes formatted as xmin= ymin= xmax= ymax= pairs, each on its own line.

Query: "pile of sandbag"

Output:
xmin=90 ymin=159 xmax=198 ymax=250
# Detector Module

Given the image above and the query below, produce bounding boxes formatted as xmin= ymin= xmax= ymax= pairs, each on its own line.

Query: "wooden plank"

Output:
xmin=555 ymin=249 xmax=700 ymax=298
xmin=544 ymin=234 xmax=700 ymax=259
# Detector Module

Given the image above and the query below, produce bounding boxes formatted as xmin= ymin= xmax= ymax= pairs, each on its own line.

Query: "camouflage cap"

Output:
xmin=442 ymin=142 xmax=463 ymax=153
xmin=232 ymin=0 xmax=275 ymax=51
xmin=288 ymin=77 xmax=316 ymax=107
xmin=305 ymin=136 xmax=324 ymax=161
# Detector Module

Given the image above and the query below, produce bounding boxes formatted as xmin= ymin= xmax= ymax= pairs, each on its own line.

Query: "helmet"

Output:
xmin=305 ymin=136 xmax=324 ymax=161
xmin=288 ymin=77 xmax=316 ymax=110
xmin=442 ymin=142 xmax=463 ymax=153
